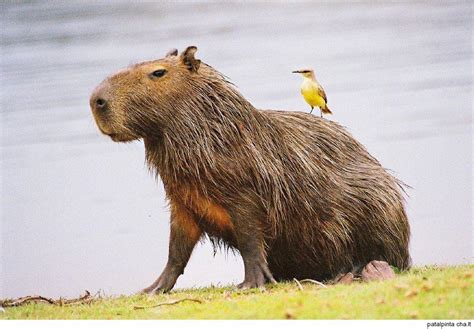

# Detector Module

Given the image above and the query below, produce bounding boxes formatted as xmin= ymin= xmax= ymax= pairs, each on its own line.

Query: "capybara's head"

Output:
xmin=90 ymin=46 xmax=222 ymax=142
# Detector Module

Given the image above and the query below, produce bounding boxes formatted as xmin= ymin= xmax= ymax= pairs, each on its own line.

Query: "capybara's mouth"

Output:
xmin=96 ymin=125 xmax=136 ymax=142
xmin=108 ymin=133 xmax=136 ymax=142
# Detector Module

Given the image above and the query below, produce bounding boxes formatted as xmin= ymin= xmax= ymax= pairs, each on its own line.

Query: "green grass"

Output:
xmin=2 ymin=265 xmax=472 ymax=319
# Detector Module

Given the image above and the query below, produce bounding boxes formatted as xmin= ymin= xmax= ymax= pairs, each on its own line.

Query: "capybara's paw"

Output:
xmin=361 ymin=260 xmax=395 ymax=281
xmin=335 ymin=272 xmax=355 ymax=285
xmin=237 ymin=261 xmax=276 ymax=290
xmin=139 ymin=282 xmax=173 ymax=294
xmin=237 ymin=279 xmax=265 ymax=290
xmin=140 ymin=270 xmax=179 ymax=294
xmin=237 ymin=278 xmax=265 ymax=290
xmin=139 ymin=287 xmax=155 ymax=295
xmin=139 ymin=286 xmax=168 ymax=295
xmin=150 ymin=280 xmax=175 ymax=294
xmin=237 ymin=267 xmax=265 ymax=290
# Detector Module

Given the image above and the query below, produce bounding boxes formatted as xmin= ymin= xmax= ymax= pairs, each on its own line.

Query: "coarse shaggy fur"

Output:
xmin=90 ymin=47 xmax=410 ymax=286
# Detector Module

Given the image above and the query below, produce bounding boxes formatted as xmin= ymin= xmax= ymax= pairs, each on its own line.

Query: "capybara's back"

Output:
xmin=90 ymin=46 xmax=410 ymax=292
xmin=260 ymin=110 xmax=410 ymax=280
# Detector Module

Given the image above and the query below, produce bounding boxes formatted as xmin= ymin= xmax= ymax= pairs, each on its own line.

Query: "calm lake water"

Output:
xmin=1 ymin=1 xmax=472 ymax=298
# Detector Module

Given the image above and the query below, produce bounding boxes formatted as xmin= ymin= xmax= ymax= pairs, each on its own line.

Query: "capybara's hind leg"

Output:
xmin=360 ymin=260 xmax=395 ymax=282
xmin=141 ymin=203 xmax=202 ymax=294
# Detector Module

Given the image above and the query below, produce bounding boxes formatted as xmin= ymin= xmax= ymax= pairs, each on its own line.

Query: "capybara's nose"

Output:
xmin=90 ymin=87 xmax=108 ymax=112
xmin=95 ymin=97 xmax=107 ymax=110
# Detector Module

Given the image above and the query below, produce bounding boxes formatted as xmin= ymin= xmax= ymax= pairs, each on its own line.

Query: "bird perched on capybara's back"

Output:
xmin=90 ymin=46 xmax=410 ymax=292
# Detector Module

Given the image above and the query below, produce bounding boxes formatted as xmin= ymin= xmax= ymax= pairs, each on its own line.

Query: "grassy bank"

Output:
xmin=2 ymin=265 xmax=472 ymax=320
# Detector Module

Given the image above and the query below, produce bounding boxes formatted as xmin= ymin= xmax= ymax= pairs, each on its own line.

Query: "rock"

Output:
xmin=361 ymin=260 xmax=395 ymax=281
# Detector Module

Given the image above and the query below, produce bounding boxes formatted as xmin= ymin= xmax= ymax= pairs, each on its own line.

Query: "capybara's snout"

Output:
xmin=89 ymin=79 xmax=139 ymax=143
xmin=90 ymin=82 xmax=110 ymax=114
xmin=89 ymin=81 xmax=115 ymax=137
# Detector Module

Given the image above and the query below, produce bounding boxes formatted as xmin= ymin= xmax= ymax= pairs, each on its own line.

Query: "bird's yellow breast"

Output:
xmin=301 ymin=80 xmax=326 ymax=108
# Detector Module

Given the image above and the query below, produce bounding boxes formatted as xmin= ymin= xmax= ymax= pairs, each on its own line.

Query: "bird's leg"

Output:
xmin=320 ymin=109 xmax=323 ymax=118
xmin=310 ymin=106 xmax=314 ymax=114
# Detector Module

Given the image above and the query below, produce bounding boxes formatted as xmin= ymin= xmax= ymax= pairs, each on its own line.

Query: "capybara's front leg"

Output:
xmin=237 ymin=242 xmax=277 ymax=290
xmin=141 ymin=204 xmax=202 ymax=294
xmin=232 ymin=210 xmax=276 ymax=290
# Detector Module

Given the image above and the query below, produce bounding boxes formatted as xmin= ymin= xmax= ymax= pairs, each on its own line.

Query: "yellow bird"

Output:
xmin=293 ymin=69 xmax=332 ymax=117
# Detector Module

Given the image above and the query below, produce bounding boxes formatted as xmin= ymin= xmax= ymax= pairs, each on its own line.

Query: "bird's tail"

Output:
xmin=322 ymin=105 xmax=332 ymax=114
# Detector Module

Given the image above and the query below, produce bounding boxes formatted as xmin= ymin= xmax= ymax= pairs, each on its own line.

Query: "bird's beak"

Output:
xmin=292 ymin=70 xmax=300 ymax=74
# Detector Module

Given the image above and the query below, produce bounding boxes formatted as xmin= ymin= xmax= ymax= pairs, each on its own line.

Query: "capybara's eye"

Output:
xmin=150 ymin=69 xmax=167 ymax=79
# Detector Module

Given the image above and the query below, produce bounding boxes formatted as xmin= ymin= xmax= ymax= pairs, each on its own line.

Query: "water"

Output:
xmin=1 ymin=1 xmax=472 ymax=298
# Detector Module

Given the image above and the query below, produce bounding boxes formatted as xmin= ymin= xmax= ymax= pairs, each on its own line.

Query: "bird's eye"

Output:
xmin=150 ymin=69 xmax=167 ymax=78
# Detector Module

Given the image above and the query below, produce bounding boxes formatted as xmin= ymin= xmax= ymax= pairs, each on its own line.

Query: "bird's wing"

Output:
xmin=307 ymin=81 xmax=328 ymax=103
xmin=317 ymin=86 xmax=327 ymax=103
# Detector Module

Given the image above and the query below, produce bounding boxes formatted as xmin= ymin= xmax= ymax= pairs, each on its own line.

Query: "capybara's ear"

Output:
xmin=180 ymin=46 xmax=201 ymax=72
xmin=165 ymin=48 xmax=178 ymax=57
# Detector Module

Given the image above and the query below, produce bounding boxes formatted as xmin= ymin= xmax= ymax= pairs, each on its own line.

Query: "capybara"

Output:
xmin=90 ymin=46 xmax=410 ymax=292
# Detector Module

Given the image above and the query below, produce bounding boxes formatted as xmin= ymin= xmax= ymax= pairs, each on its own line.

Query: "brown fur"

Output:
xmin=90 ymin=46 xmax=410 ymax=291
xmin=178 ymin=185 xmax=236 ymax=245
xmin=171 ymin=203 xmax=202 ymax=243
